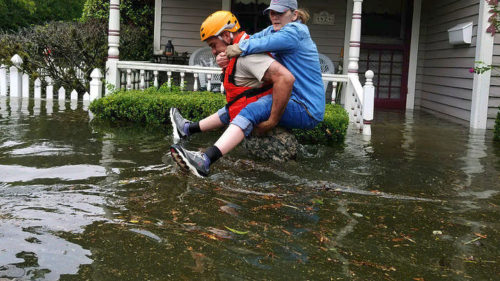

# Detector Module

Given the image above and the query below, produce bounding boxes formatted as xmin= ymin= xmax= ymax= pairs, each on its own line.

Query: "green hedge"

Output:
xmin=495 ymin=108 xmax=500 ymax=141
xmin=89 ymin=86 xmax=349 ymax=144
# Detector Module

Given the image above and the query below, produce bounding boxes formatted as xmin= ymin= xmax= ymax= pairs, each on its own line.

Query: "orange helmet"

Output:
xmin=200 ymin=11 xmax=240 ymax=41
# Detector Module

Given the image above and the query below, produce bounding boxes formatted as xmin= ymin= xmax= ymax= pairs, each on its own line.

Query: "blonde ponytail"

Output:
xmin=295 ymin=9 xmax=310 ymax=24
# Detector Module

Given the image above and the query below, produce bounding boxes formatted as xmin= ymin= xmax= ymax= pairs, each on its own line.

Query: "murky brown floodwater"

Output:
xmin=0 ymin=96 xmax=499 ymax=280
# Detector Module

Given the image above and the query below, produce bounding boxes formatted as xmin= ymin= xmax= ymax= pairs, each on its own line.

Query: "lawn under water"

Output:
xmin=0 ymin=96 xmax=499 ymax=280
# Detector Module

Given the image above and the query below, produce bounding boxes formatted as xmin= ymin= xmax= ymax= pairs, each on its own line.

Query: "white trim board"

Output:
xmin=470 ymin=0 xmax=494 ymax=129
xmin=406 ymin=0 xmax=422 ymax=110
xmin=154 ymin=0 xmax=162 ymax=55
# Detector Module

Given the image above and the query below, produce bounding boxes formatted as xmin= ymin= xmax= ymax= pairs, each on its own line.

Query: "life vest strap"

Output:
xmin=225 ymin=83 xmax=273 ymax=109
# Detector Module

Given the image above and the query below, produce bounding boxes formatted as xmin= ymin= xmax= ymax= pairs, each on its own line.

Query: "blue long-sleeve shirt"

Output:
xmin=238 ymin=22 xmax=325 ymax=122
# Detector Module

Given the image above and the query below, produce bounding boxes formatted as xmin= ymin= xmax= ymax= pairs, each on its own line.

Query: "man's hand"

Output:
xmin=254 ymin=119 xmax=279 ymax=136
xmin=216 ymin=52 xmax=229 ymax=68
xmin=254 ymin=61 xmax=294 ymax=136
xmin=226 ymin=44 xmax=242 ymax=58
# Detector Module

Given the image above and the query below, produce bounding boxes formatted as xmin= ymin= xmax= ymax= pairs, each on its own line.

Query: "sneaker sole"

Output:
xmin=170 ymin=108 xmax=181 ymax=144
xmin=170 ymin=146 xmax=204 ymax=178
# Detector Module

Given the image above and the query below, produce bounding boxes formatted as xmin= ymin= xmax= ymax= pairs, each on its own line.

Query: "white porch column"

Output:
xmin=470 ymin=0 xmax=494 ymax=129
xmin=346 ymin=0 xmax=363 ymax=120
xmin=105 ymin=0 xmax=121 ymax=95
xmin=347 ymin=0 xmax=363 ymax=76
xmin=406 ymin=0 xmax=422 ymax=110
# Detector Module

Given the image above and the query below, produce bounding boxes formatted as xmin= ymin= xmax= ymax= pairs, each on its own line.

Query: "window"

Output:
xmin=361 ymin=0 xmax=405 ymax=38
xmin=231 ymin=0 xmax=270 ymax=34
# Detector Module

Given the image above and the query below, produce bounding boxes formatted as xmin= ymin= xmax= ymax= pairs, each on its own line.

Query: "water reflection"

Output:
xmin=402 ymin=110 xmax=416 ymax=159
xmin=461 ymin=129 xmax=487 ymax=188
xmin=46 ymin=98 xmax=53 ymax=115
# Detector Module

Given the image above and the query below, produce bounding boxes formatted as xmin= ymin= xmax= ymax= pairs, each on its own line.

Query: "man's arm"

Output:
xmin=255 ymin=61 xmax=295 ymax=135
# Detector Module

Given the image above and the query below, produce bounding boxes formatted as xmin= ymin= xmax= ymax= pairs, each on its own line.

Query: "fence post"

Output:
xmin=46 ymin=77 xmax=54 ymax=100
xmin=0 ymin=65 xmax=7 ymax=96
xmin=22 ymin=73 xmax=29 ymax=98
xmin=10 ymin=55 xmax=23 ymax=97
xmin=90 ymin=68 xmax=103 ymax=101
xmin=34 ymin=78 xmax=41 ymax=99
xmin=362 ymin=70 xmax=374 ymax=136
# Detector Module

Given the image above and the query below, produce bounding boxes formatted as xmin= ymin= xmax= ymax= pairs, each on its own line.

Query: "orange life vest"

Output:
xmin=223 ymin=32 xmax=273 ymax=121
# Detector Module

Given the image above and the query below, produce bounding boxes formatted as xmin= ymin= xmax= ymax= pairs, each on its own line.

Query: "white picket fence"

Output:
xmin=0 ymin=54 xmax=103 ymax=104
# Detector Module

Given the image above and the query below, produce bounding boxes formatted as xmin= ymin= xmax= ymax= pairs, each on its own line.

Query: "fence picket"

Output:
xmin=46 ymin=77 xmax=54 ymax=100
xmin=34 ymin=78 xmax=41 ymax=99
xmin=22 ymin=74 xmax=29 ymax=98
xmin=58 ymin=87 xmax=66 ymax=101
xmin=0 ymin=65 xmax=7 ymax=96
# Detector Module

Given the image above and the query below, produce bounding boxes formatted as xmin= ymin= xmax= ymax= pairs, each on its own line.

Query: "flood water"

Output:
xmin=0 ymin=96 xmax=499 ymax=280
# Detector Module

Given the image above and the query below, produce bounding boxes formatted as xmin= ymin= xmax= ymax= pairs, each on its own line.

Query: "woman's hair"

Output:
xmin=295 ymin=9 xmax=310 ymax=24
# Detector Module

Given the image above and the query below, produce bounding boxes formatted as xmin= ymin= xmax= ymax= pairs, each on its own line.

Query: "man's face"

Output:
xmin=205 ymin=32 xmax=231 ymax=56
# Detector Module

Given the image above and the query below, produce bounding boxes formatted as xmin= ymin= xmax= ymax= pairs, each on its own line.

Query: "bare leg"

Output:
xmin=199 ymin=112 xmax=225 ymax=131
xmin=214 ymin=124 xmax=245 ymax=155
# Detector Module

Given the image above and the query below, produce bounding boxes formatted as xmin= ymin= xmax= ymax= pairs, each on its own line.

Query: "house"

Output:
xmin=106 ymin=0 xmax=500 ymax=130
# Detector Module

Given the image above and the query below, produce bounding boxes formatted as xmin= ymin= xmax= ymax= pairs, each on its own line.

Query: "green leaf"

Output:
xmin=224 ymin=226 xmax=249 ymax=235
xmin=311 ymin=198 xmax=324 ymax=205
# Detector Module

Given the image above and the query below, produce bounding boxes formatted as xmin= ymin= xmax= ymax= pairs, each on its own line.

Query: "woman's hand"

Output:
xmin=225 ymin=44 xmax=242 ymax=58
xmin=216 ymin=52 xmax=229 ymax=68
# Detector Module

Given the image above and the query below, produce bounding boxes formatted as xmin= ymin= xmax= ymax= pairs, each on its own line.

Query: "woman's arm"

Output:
xmin=248 ymin=27 xmax=270 ymax=39
xmin=239 ymin=24 xmax=300 ymax=56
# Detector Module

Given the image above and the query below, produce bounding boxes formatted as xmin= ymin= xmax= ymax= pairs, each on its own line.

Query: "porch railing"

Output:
xmin=114 ymin=60 xmax=374 ymax=135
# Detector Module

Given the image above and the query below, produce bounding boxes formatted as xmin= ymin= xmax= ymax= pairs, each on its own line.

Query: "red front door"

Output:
xmin=358 ymin=44 xmax=410 ymax=109
xmin=358 ymin=0 xmax=413 ymax=110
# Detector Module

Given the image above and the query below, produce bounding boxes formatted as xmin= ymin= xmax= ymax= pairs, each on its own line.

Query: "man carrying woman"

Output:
xmin=170 ymin=0 xmax=325 ymax=178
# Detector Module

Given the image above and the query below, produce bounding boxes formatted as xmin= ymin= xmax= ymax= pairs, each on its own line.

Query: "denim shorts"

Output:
xmin=217 ymin=94 xmax=319 ymax=137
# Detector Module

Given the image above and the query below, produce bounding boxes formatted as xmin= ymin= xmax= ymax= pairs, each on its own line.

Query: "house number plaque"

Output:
xmin=313 ymin=11 xmax=335 ymax=25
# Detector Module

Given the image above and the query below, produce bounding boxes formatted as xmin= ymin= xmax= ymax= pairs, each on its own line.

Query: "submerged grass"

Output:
xmin=89 ymin=86 xmax=349 ymax=144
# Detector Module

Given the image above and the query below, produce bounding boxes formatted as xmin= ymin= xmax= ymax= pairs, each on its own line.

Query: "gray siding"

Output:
xmin=490 ymin=35 xmax=500 ymax=129
xmin=416 ymin=0 xmax=479 ymax=124
xmin=160 ymin=0 xmax=346 ymax=63
xmin=161 ymin=0 xmax=221 ymax=54
xmin=302 ymin=0 xmax=346 ymax=65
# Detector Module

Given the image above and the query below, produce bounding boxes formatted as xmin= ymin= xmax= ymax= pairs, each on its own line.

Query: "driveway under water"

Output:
xmin=0 ymin=97 xmax=499 ymax=280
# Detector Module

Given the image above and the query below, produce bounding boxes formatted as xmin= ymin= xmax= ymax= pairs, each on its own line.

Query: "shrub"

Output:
xmin=0 ymin=20 xmax=152 ymax=94
xmin=89 ymin=87 xmax=349 ymax=144
xmin=495 ymin=108 xmax=500 ymax=141
xmin=0 ymin=20 xmax=107 ymax=93
xmin=291 ymin=104 xmax=349 ymax=144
